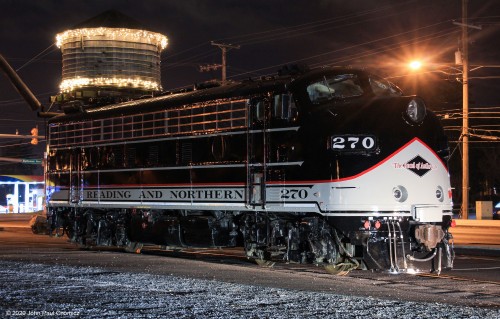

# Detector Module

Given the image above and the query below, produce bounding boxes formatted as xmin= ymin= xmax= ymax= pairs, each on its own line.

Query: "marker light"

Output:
xmin=436 ymin=186 xmax=444 ymax=202
xmin=393 ymin=185 xmax=408 ymax=202
xmin=363 ymin=220 xmax=371 ymax=230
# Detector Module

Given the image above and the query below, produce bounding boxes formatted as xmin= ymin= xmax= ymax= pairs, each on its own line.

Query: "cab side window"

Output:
xmin=306 ymin=74 xmax=363 ymax=104
xmin=369 ymin=77 xmax=402 ymax=97
xmin=252 ymin=99 xmax=266 ymax=124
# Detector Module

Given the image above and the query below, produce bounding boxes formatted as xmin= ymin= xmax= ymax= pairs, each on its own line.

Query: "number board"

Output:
xmin=329 ymin=135 xmax=378 ymax=154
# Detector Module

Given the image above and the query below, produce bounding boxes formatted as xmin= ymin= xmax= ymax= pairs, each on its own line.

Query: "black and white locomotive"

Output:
xmin=45 ymin=66 xmax=454 ymax=274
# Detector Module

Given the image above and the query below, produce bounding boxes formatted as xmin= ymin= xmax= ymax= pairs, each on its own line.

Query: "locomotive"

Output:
xmin=2 ymin=52 xmax=455 ymax=274
xmin=43 ymin=65 xmax=455 ymax=274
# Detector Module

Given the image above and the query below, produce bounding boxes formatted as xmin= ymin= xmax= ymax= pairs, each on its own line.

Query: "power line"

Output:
xmin=164 ymin=42 xmax=211 ymax=60
xmin=435 ymin=106 xmax=500 ymax=113
xmin=162 ymin=24 xmax=458 ymax=90
xmin=14 ymin=43 xmax=57 ymax=72
xmin=0 ymin=142 xmax=33 ymax=148
xmin=161 ymin=1 xmax=435 ymax=77
xmin=215 ymin=0 xmax=421 ymax=45
xmin=162 ymin=49 xmax=219 ymax=71
xmin=227 ymin=26 xmax=456 ymax=80
xmin=312 ymin=28 xmax=456 ymax=67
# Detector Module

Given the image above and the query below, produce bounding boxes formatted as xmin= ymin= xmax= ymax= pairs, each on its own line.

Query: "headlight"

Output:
xmin=436 ymin=186 xmax=444 ymax=202
xmin=405 ymin=98 xmax=426 ymax=124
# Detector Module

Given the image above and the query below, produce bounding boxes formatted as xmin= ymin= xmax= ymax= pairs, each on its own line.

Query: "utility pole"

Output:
xmin=210 ymin=41 xmax=240 ymax=82
xmin=461 ymin=0 xmax=469 ymax=219
xmin=453 ymin=1 xmax=481 ymax=219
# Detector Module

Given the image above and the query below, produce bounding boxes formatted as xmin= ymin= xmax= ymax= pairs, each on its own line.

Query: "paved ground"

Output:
xmin=1 ymin=259 xmax=499 ymax=319
xmin=0 ymin=213 xmax=499 ymax=318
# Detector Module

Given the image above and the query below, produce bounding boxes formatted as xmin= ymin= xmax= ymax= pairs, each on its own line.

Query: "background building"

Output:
xmin=0 ymin=175 xmax=44 ymax=213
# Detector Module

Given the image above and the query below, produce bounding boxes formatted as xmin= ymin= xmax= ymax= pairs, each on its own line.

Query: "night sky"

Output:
xmin=0 ymin=0 xmax=499 ymax=174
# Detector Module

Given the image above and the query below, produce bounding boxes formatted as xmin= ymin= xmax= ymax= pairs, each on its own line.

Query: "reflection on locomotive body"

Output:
xmin=46 ymin=67 xmax=454 ymax=274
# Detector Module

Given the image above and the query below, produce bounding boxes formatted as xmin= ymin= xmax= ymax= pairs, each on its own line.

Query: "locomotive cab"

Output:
xmin=286 ymin=68 xmax=454 ymax=273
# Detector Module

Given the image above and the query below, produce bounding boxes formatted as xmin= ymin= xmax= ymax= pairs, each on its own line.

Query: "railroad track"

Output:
xmin=140 ymin=245 xmax=500 ymax=307
xmin=3 ymin=226 xmax=499 ymax=307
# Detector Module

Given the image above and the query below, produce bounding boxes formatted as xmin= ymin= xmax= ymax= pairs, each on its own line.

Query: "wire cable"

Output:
xmin=15 ymin=43 xmax=57 ymax=72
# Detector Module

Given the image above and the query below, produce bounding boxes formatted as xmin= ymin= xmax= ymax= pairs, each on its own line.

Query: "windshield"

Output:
xmin=306 ymin=74 xmax=363 ymax=104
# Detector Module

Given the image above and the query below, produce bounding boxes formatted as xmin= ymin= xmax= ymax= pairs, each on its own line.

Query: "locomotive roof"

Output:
xmin=48 ymin=66 xmax=369 ymax=124
xmin=48 ymin=76 xmax=291 ymax=123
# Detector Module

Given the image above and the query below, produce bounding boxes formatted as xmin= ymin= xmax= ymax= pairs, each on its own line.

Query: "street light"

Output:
xmin=406 ymin=60 xmax=463 ymax=77
xmin=408 ymin=60 xmax=422 ymax=71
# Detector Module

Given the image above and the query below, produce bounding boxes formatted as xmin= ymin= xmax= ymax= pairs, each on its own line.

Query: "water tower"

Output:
xmin=53 ymin=10 xmax=168 ymax=105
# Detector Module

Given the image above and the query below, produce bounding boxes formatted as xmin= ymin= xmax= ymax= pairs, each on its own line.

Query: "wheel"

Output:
xmin=254 ymin=259 xmax=275 ymax=268
xmin=324 ymin=263 xmax=354 ymax=276
xmin=51 ymin=226 xmax=65 ymax=237
xmin=124 ymin=241 xmax=144 ymax=254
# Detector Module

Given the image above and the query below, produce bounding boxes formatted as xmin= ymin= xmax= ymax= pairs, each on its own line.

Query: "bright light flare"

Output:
xmin=408 ymin=60 xmax=422 ymax=71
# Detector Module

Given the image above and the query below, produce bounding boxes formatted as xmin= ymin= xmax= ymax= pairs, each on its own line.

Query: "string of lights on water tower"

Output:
xmin=55 ymin=23 xmax=168 ymax=98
